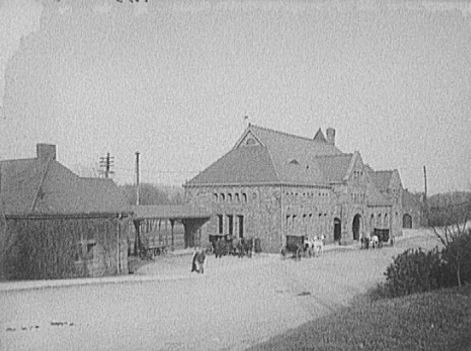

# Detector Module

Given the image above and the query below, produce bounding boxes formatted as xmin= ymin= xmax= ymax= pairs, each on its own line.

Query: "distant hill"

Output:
xmin=428 ymin=191 xmax=471 ymax=209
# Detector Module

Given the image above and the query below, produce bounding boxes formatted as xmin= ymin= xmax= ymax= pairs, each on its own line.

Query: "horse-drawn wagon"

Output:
xmin=208 ymin=234 xmax=258 ymax=258
xmin=361 ymin=229 xmax=393 ymax=249
xmin=280 ymin=235 xmax=305 ymax=260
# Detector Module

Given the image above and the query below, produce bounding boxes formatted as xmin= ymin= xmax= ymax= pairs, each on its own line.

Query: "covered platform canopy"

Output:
xmin=131 ymin=205 xmax=211 ymax=254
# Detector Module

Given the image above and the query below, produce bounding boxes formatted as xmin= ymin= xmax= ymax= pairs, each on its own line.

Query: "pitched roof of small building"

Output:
xmin=0 ymin=149 xmax=130 ymax=216
xmin=186 ymin=124 xmax=342 ymax=186
xmin=402 ymin=189 xmax=423 ymax=209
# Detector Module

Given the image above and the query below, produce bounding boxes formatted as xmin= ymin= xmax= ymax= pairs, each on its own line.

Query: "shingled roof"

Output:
xmin=370 ymin=170 xmax=393 ymax=192
xmin=313 ymin=154 xmax=353 ymax=183
xmin=0 ymin=153 xmax=129 ymax=216
xmin=186 ymin=124 xmax=342 ymax=186
xmin=363 ymin=166 xmax=393 ymax=207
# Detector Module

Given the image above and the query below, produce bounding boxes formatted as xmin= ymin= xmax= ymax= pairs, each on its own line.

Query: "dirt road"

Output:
xmin=0 ymin=231 xmax=439 ymax=351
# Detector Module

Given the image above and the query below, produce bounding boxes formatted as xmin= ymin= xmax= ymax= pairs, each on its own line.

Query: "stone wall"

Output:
xmin=281 ymin=185 xmax=334 ymax=245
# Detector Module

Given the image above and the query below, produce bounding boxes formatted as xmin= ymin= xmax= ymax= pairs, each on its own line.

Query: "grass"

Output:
xmin=247 ymin=285 xmax=471 ymax=351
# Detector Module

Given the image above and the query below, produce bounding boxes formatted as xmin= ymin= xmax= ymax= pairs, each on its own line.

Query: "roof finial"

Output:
xmin=244 ymin=114 xmax=250 ymax=128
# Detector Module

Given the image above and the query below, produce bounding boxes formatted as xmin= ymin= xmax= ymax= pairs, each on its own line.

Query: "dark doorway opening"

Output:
xmin=403 ymin=213 xmax=412 ymax=229
xmin=352 ymin=214 xmax=361 ymax=241
xmin=334 ymin=218 xmax=341 ymax=242
xmin=238 ymin=215 xmax=244 ymax=238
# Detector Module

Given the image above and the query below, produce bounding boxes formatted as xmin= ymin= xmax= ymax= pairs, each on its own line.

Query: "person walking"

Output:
xmin=191 ymin=247 xmax=199 ymax=273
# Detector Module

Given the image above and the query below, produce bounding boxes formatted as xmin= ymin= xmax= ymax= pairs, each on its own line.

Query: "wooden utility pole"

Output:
xmin=99 ymin=152 xmax=114 ymax=178
xmin=135 ymin=152 xmax=140 ymax=206
xmin=423 ymin=165 xmax=429 ymax=226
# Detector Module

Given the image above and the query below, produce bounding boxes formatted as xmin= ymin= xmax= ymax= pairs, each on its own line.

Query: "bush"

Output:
xmin=380 ymin=248 xmax=445 ymax=298
xmin=375 ymin=229 xmax=471 ymax=299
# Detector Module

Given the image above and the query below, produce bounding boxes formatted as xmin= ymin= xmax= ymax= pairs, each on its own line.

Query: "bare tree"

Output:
xmin=431 ymin=200 xmax=471 ymax=287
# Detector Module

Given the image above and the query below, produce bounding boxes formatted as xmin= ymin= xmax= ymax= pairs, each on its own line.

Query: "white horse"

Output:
xmin=312 ymin=235 xmax=324 ymax=256
xmin=370 ymin=235 xmax=379 ymax=249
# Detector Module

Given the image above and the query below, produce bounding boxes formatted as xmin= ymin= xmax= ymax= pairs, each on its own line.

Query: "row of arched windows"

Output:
xmin=370 ymin=213 xmax=389 ymax=228
xmin=214 ymin=192 xmax=248 ymax=203
xmin=285 ymin=191 xmax=330 ymax=201
xmin=286 ymin=212 xmax=329 ymax=236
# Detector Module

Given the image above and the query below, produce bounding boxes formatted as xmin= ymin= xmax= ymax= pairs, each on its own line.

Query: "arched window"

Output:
xmin=384 ymin=213 xmax=388 ymax=227
xmin=377 ymin=213 xmax=382 ymax=227
xmin=235 ymin=193 xmax=240 ymax=202
xmin=228 ymin=193 xmax=232 ymax=202
xmin=242 ymin=193 xmax=247 ymax=202
xmin=214 ymin=193 xmax=218 ymax=202
xmin=220 ymin=193 xmax=225 ymax=201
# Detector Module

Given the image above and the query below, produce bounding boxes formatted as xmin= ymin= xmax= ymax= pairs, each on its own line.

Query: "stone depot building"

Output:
xmin=184 ymin=124 xmax=411 ymax=253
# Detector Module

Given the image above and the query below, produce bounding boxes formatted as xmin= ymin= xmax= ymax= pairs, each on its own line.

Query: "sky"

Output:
xmin=0 ymin=0 xmax=470 ymax=195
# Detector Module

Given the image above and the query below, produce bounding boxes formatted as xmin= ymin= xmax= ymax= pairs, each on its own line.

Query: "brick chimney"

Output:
xmin=36 ymin=143 xmax=56 ymax=161
xmin=326 ymin=128 xmax=336 ymax=146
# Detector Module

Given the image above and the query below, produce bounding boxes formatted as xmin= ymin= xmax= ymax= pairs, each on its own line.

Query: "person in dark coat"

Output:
xmin=191 ymin=247 xmax=199 ymax=273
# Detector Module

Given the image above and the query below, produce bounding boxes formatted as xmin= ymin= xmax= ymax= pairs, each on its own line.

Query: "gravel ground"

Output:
xmin=0 ymin=230 xmax=440 ymax=351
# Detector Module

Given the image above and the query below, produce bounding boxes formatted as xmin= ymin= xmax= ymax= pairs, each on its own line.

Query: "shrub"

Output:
xmin=440 ymin=229 xmax=471 ymax=287
xmin=381 ymin=247 xmax=445 ymax=298
xmin=375 ymin=229 xmax=471 ymax=299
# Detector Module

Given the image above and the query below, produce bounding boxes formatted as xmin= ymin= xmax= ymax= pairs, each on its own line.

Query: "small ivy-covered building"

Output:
xmin=184 ymin=124 xmax=405 ymax=253
xmin=0 ymin=144 xmax=131 ymax=280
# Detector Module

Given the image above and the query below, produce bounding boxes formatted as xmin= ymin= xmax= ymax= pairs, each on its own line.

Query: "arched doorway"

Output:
xmin=333 ymin=218 xmax=341 ymax=242
xmin=403 ymin=213 xmax=412 ymax=229
xmin=352 ymin=214 xmax=361 ymax=241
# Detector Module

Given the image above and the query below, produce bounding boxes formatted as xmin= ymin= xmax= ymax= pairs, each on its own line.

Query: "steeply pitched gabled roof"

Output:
xmin=370 ymin=170 xmax=393 ymax=192
xmin=313 ymin=154 xmax=354 ymax=183
xmin=363 ymin=166 xmax=392 ymax=207
xmin=187 ymin=124 xmax=342 ymax=186
xmin=0 ymin=156 xmax=129 ymax=216
xmin=186 ymin=145 xmax=279 ymax=185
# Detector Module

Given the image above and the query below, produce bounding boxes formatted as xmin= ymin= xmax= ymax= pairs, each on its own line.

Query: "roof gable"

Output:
xmin=313 ymin=128 xmax=327 ymax=143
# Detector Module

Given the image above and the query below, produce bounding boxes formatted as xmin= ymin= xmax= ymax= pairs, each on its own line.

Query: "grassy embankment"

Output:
xmin=249 ymin=285 xmax=471 ymax=351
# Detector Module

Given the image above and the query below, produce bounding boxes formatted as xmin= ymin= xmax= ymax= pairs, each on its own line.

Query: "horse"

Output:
xmin=370 ymin=235 xmax=379 ymax=248
xmin=360 ymin=236 xmax=370 ymax=249
xmin=303 ymin=238 xmax=315 ymax=257
xmin=312 ymin=236 xmax=324 ymax=256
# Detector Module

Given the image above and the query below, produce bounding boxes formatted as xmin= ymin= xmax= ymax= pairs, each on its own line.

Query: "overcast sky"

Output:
xmin=0 ymin=0 xmax=470 ymax=195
